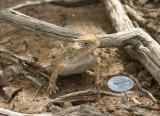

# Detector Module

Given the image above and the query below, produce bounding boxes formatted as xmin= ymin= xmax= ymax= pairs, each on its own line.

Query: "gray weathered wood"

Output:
xmin=1 ymin=4 xmax=160 ymax=84
xmin=0 ymin=9 xmax=156 ymax=48
xmin=102 ymin=0 xmax=160 ymax=84
xmin=8 ymin=0 xmax=100 ymax=10
xmin=0 ymin=9 xmax=83 ymax=42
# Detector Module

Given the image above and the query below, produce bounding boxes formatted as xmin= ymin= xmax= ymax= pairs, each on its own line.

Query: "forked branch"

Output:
xmin=102 ymin=0 xmax=160 ymax=85
xmin=0 ymin=0 xmax=160 ymax=85
xmin=0 ymin=9 xmax=157 ymax=48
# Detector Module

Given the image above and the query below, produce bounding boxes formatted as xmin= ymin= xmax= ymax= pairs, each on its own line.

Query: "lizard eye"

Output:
xmin=82 ymin=42 xmax=90 ymax=47
xmin=78 ymin=41 xmax=90 ymax=47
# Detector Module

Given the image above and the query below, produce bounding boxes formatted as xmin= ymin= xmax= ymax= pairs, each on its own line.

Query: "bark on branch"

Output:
xmin=102 ymin=0 xmax=160 ymax=84
xmin=8 ymin=0 xmax=100 ymax=10
xmin=0 ymin=9 xmax=82 ymax=42
xmin=0 ymin=104 xmax=110 ymax=116
xmin=0 ymin=9 xmax=156 ymax=48
xmin=1 ymin=2 xmax=160 ymax=85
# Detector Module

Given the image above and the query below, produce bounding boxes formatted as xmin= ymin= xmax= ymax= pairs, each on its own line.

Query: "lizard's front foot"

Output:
xmin=47 ymin=84 xmax=59 ymax=97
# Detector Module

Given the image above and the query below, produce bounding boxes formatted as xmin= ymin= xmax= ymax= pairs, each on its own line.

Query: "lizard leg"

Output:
xmin=47 ymin=68 xmax=59 ymax=96
xmin=94 ymin=62 xmax=103 ymax=99
xmin=95 ymin=64 xmax=101 ymax=99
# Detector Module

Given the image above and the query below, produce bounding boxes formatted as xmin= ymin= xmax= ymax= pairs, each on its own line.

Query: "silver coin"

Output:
xmin=107 ymin=76 xmax=134 ymax=92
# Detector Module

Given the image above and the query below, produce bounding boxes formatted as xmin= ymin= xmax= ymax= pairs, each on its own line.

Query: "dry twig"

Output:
xmin=0 ymin=0 xmax=160 ymax=103
xmin=22 ymin=71 xmax=43 ymax=87
xmin=123 ymin=72 xmax=159 ymax=103
xmin=0 ymin=48 xmax=49 ymax=79
xmin=0 ymin=48 xmax=48 ymax=87
xmin=102 ymin=0 xmax=160 ymax=87
xmin=54 ymin=104 xmax=110 ymax=116
xmin=124 ymin=4 xmax=146 ymax=23
xmin=1 ymin=6 xmax=160 ymax=88
xmin=8 ymin=0 xmax=100 ymax=10
xmin=133 ymin=104 xmax=160 ymax=111
xmin=0 ymin=104 xmax=111 ymax=116
xmin=0 ymin=108 xmax=24 ymax=116
xmin=0 ymin=107 xmax=57 ymax=116
xmin=34 ymin=89 xmax=120 ymax=112
xmin=0 ymin=9 xmax=158 ymax=48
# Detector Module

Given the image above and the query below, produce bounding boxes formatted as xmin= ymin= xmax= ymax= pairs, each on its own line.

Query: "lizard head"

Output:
xmin=73 ymin=34 xmax=100 ymax=49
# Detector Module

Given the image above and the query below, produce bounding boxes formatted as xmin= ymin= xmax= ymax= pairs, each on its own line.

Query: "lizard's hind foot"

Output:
xmin=47 ymin=84 xmax=59 ymax=97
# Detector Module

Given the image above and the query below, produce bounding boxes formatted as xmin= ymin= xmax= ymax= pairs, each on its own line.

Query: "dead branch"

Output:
xmin=55 ymin=105 xmax=109 ymax=116
xmin=34 ymin=89 xmax=121 ymax=112
xmin=0 ymin=108 xmax=56 ymax=116
xmin=0 ymin=48 xmax=35 ymax=63
xmin=0 ymin=105 xmax=110 ymax=116
xmin=125 ymin=106 xmax=160 ymax=116
xmin=51 ymin=89 xmax=121 ymax=101
xmin=8 ymin=0 xmax=100 ymax=10
xmin=49 ymin=0 xmax=100 ymax=7
xmin=99 ymin=28 xmax=156 ymax=47
xmin=1 ymin=63 xmax=43 ymax=87
xmin=8 ymin=0 xmax=54 ymax=10
xmin=22 ymin=71 xmax=43 ymax=87
xmin=0 ymin=48 xmax=49 ymax=79
xmin=0 ymin=108 xmax=24 ymax=116
xmin=6 ymin=86 xmax=23 ymax=103
xmin=69 ymin=98 xmax=96 ymax=105
xmin=1 ymin=6 xmax=160 ymax=85
xmin=0 ymin=9 xmax=82 ymax=42
xmin=123 ymin=72 xmax=159 ymax=103
xmin=0 ymin=9 xmax=156 ymax=48
xmin=124 ymin=4 xmax=146 ymax=23
xmin=52 ymin=98 xmax=96 ymax=106
xmin=0 ymin=48 xmax=48 ymax=87
xmin=133 ymin=104 xmax=160 ymax=111
xmin=0 ymin=8 xmax=141 ymax=46
xmin=102 ymin=0 xmax=160 ymax=86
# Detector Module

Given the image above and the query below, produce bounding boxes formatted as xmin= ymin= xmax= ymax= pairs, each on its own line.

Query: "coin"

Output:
xmin=107 ymin=76 xmax=134 ymax=92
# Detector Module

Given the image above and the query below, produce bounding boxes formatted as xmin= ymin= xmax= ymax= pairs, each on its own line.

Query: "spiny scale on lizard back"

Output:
xmin=65 ymin=34 xmax=99 ymax=61
xmin=47 ymin=34 xmax=100 ymax=95
xmin=51 ymin=34 xmax=99 ymax=65
xmin=75 ymin=34 xmax=99 ymax=50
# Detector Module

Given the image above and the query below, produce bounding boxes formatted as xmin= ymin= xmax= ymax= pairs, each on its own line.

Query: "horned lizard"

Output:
xmin=47 ymin=34 xmax=103 ymax=96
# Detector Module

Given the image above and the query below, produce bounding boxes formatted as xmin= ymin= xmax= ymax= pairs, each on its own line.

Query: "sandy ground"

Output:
xmin=0 ymin=0 xmax=160 ymax=115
